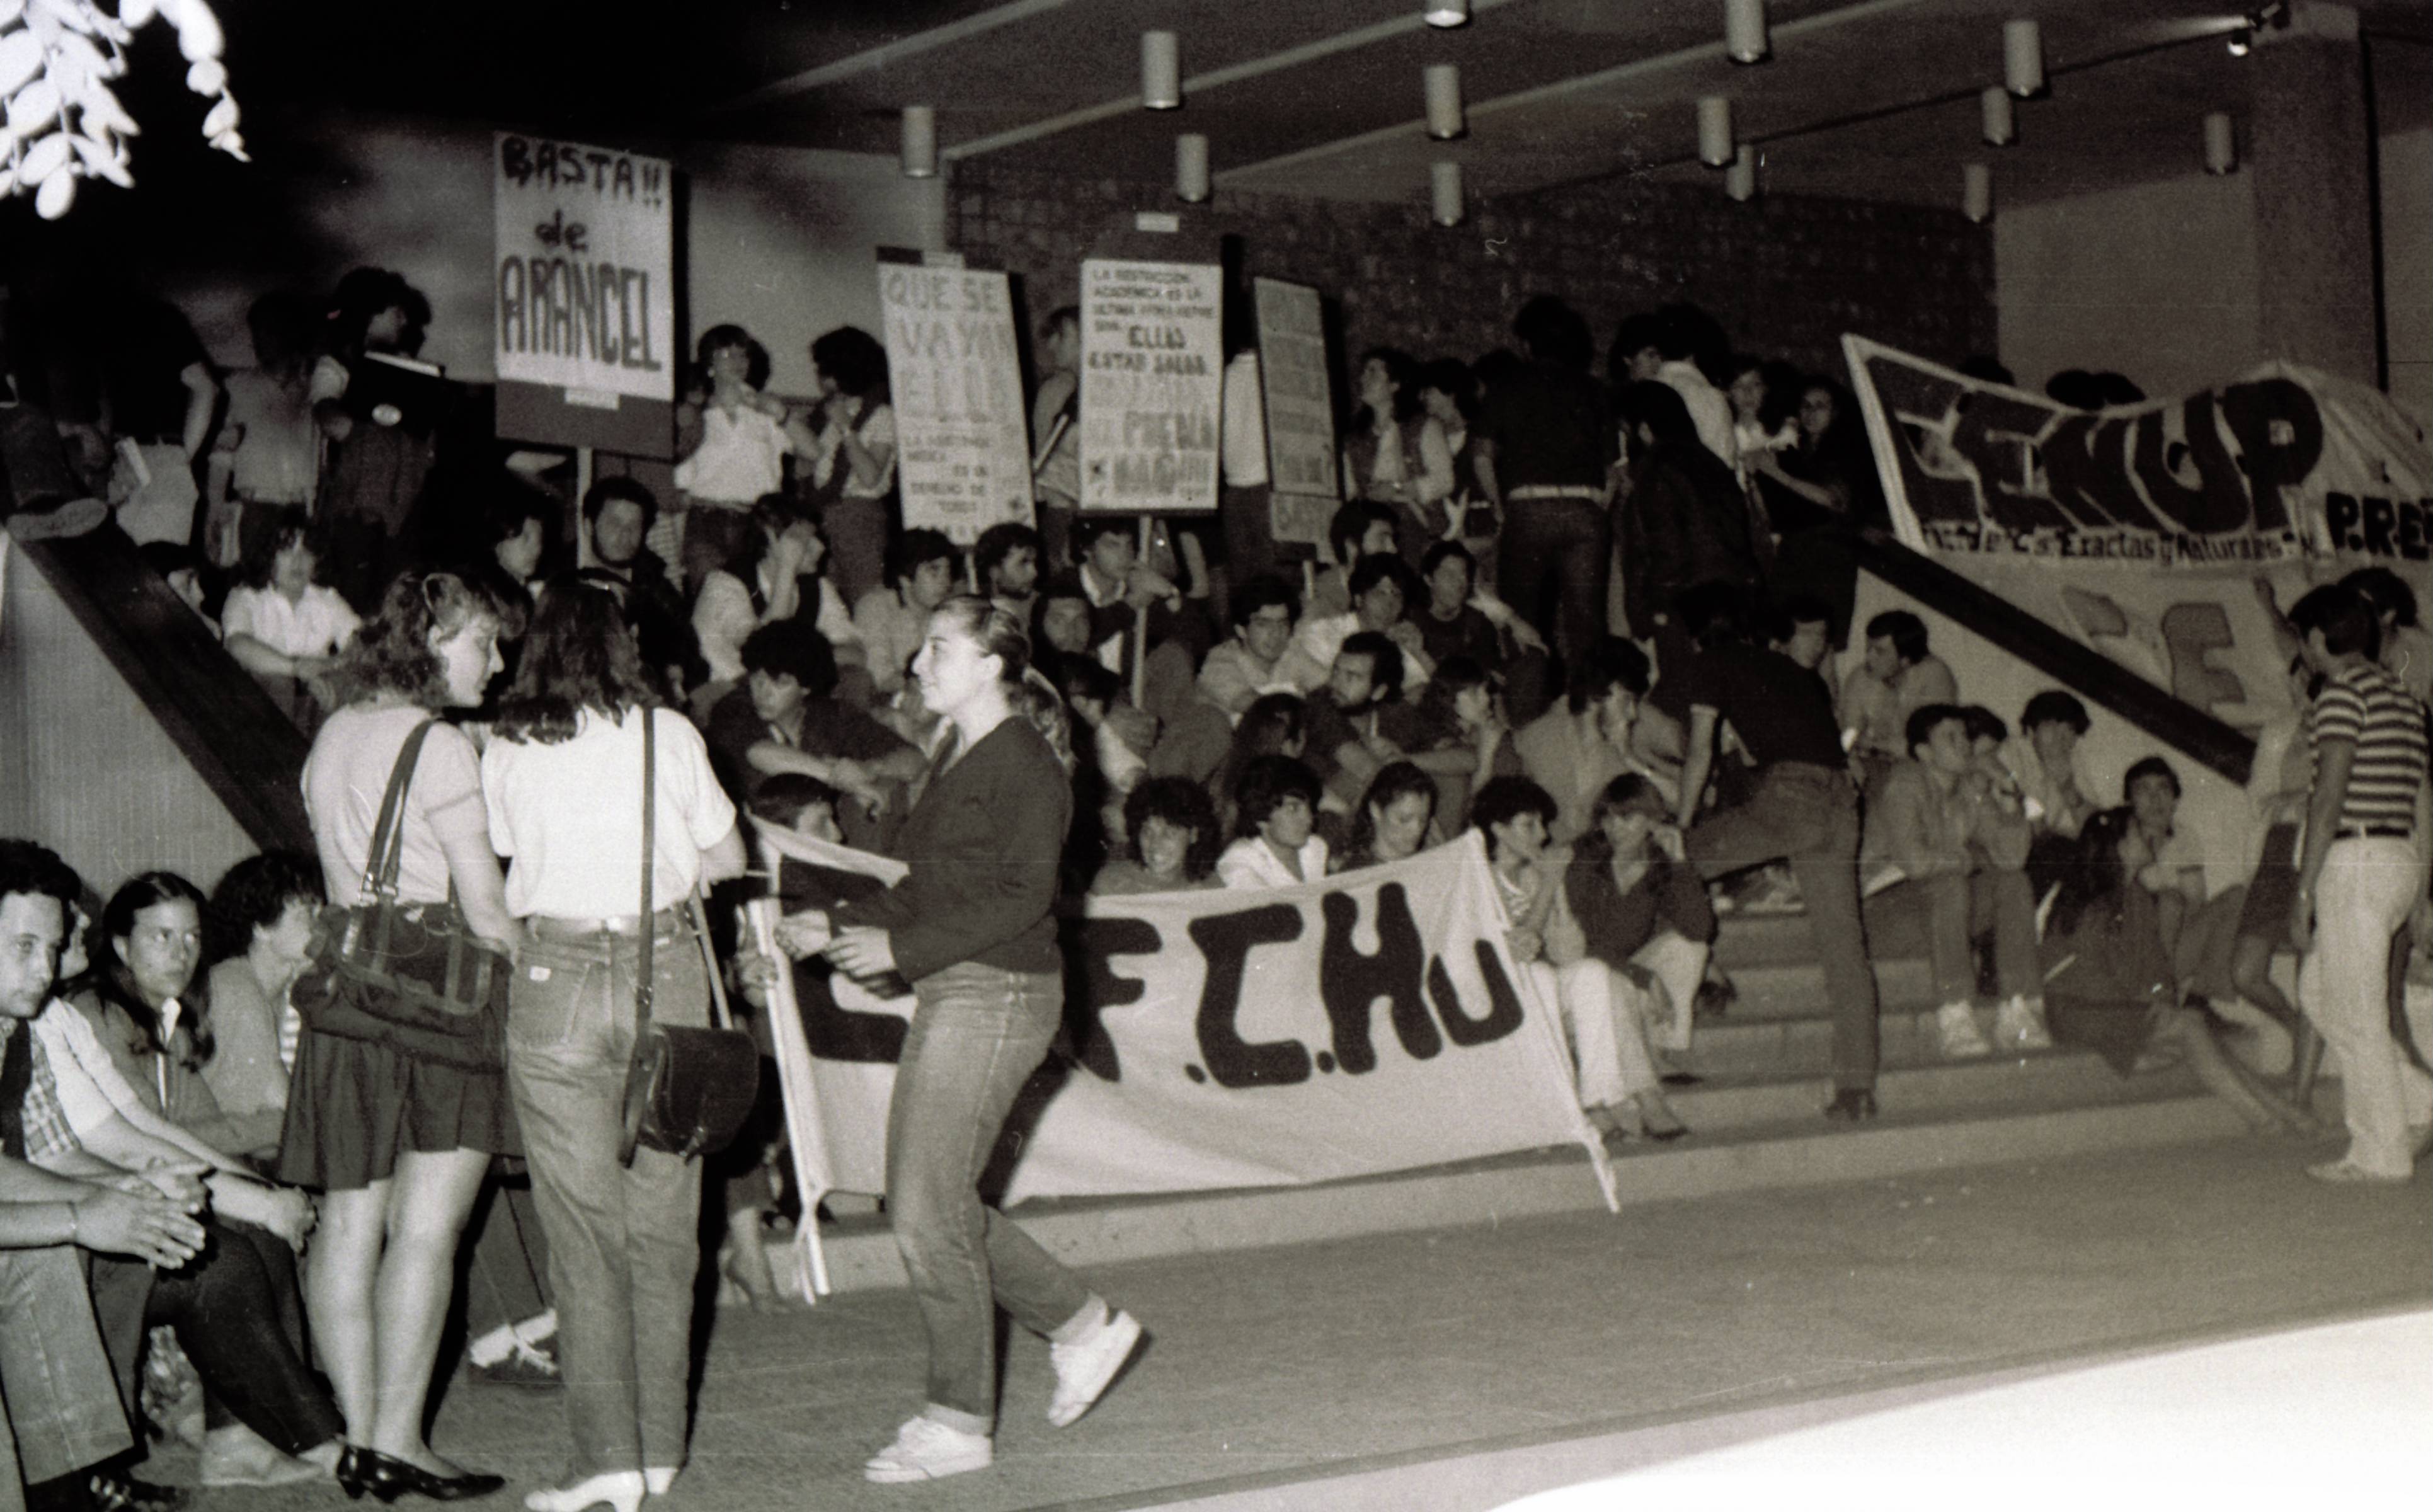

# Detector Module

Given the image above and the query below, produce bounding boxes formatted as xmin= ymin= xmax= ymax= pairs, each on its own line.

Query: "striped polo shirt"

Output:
xmin=2309 ymin=660 xmax=2429 ymax=835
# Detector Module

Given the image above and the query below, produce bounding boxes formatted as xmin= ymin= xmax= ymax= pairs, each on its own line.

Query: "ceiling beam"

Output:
xmin=939 ymin=0 xmax=1524 ymax=163
xmin=1216 ymin=0 xmax=1937 ymax=187
xmin=711 ymin=0 xmax=1091 ymax=115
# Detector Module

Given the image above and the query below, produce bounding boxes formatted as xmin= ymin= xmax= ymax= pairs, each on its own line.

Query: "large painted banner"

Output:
xmin=491 ymin=132 xmax=675 ymax=454
xmin=1844 ymin=335 xmax=2431 ymax=575
xmin=875 ymin=251 xmax=1034 ymax=544
xmin=750 ymin=826 xmax=1612 ymax=1257
xmin=1078 ymin=258 xmax=1223 ymax=514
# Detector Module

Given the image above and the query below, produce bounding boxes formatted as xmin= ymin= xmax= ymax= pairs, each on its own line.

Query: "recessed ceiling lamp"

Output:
xmin=1143 ymin=30 xmax=1181 ymax=110
xmin=1725 ymin=0 xmax=1770 ymax=65
xmin=1726 ymin=144 xmax=1758 ymax=202
xmin=1176 ymin=134 xmax=1210 ymax=202
xmin=2226 ymin=26 xmax=2253 ymax=55
xmin=1697 ymin=96 xmax=1734 ymax=168
xmin=1431 ymin=161 xmax=1465 ymax=226
xmin=1964 ymin=162 xmax=1993 ymax=224
xmin=2003 ymin=19 xmax=2045 ymax=98
xmin=1425 ymin=64 xmax=1466 ymax=140
xmin=1424 ymin=1 xmax=1471 ymax=27
xmin=2204 ymin=112 xmax=2237 ymax=175
xmin=901 ymin=106 xmax=937 ymax=178
xmin=1981 ymin=86 xmax=2015 ymax=146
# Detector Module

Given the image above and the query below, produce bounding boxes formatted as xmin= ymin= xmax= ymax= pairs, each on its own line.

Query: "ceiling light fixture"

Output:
xmin=900 ymin=106 xmax=937 ymax=178
xmin=1431 ymin=161 xmax=1465 ymax=226
xmin=2003 ymin=19 xmax=2045 ymax=98
xmin=1964 ymin=162 xmax=1993 ymax=224
xmin=1425 ymin=64 xmax=1466 ymax=140
xmin=1726 ymin=144 xmax=1758 ymax=202
xmin=1981 ymin=86 xmax=2015 ymax=146
xmin=1142 ymin=31 xmax=1181 ymax=110
xmin=1424 ymin=1 xmax=1472 ymax=28
xmin=1724 ymin=0 xmax=1769 ymax=66
xmin=2227 ymin=26 xmax=2252 ymax=55
xmin=2204 ymin=112 xmax=2237 ymax=175
xmin=1176 ymin=133 xmax=1210 ymax=202
xmin=1697 ymin=96 xmax=1735 ymax=168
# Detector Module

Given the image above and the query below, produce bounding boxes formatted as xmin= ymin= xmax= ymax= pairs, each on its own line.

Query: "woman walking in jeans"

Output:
xmin=482 ymin=585 xmax=746 ymax=1512
xmin=782 ymin=595 xmax=1146 ymax=1484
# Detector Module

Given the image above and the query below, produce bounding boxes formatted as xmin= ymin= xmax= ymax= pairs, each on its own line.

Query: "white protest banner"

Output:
xmin=1844 ymin=335 xmax=2431 ymax=578
xmin=1253 ymin=277 xmax=1339 ymax=546
xmin=1079 ymin=258 xmax=1223 ymax=514
xmin=755 ymin=825 xmax=1613 ymax=1217
xmin=493 ymin=133 xmax=673 ymax=405
xmin=877 ymin=253 xmax=1034 ymax=544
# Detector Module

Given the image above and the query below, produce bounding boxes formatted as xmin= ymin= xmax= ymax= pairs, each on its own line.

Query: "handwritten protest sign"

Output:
xmin=1078 ymin=258 xmax=1223 ymax=514
xmin=877 ymin=254 xmax=1034 ymax=543
xmin=492 ymin=132 xmax=674 ymax=453
xmin=1252 ymin=277 xmax=1341 ymax=546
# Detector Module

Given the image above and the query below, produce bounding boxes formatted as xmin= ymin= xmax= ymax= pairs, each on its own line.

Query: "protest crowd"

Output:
xmin=2 ymin=264 xmax=2429 ymax=1512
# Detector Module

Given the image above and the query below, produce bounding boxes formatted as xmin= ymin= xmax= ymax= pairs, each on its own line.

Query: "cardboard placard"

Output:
xmin=876 ymin=251 xmax=1034 ymax=544
xmin=1078 ymin=258 xmax=1222 ymax=514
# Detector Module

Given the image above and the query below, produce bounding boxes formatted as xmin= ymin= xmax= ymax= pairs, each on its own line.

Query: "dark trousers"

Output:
xmin=1498 ymin=497 xmax=1610 ymax=665
xmin=1688 ymin=763 xmax=1882 ymax=1092
xmin=89 ymin=1220 xmax=344 ymax=1457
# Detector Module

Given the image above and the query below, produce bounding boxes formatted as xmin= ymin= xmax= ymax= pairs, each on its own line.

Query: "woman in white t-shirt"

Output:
xmin=672 ymin=325 xmax=811 ymax=593
xmin=482 ymin=583 xmax=745 ymax=1512
xmin=286 ymin=568 xmax=518 ymax=1499
xmin=222 ymin=508 xmax=362 ymax=730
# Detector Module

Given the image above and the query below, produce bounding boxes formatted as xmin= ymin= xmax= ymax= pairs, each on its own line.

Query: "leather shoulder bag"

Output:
xmin=619 ymin=707 xmax=762 ymax=1165
xmin=297 ymin=719 xmax=507 ymax=1071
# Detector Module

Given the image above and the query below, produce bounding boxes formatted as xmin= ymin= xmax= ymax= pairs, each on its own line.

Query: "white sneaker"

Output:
xmin=1993 ymin=994 xmax=2053 ymax=1050
xmin=1936 ymin=1001 xmax=1991 ymax=1058
xmin=1048 ymin=1307 xmax=1145 ymax=1427
xmin=864 ymin=1415 xmax=993 ymax=1483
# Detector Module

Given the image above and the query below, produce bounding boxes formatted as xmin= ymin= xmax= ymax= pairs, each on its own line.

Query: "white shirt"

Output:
xmin=1217 ymin=833 xmax=1331 ymax=890
xmin=30 ymin=998 xmax=150 ymax=1135
xmin=1657 ymin=359 xmax=1738 ymax=470
xmin=1288 ymin=612 xmax=1432 ymax=696
xmin=675 ymin=403 xmax=791 ymax=506
xmin=483 ymin=707 xmax=738 ymax=918
xmin=222 ymin=583 xmax=360 ymax=659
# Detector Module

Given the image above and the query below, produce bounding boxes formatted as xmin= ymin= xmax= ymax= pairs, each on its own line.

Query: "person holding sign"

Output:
xmin=774 ymin=597 xmax=1146 ymax=1484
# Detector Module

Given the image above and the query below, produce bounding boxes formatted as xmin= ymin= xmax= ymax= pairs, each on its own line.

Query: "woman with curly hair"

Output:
xmin=481 ymin=583 xmax=746 ymax=1512
xmin=1337 ymin=761 xmax=1438 ymax=873
xmin=804 ymin=326 xmax=898 ymax=606
xmin=197 ymin=850 xmax=324 ymax=1159
xmin=286 ymin=567 xmax=519 ymax=1499
xmin=1091 ymin=777 xmax=1222 ymax=895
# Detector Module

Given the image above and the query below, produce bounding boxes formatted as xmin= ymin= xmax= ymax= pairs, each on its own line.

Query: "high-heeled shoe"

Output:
xmin=524 ymin=1470 xmax=646 ymax=1512
xmin=336 ymin=1445 xmax=507 ymax=1503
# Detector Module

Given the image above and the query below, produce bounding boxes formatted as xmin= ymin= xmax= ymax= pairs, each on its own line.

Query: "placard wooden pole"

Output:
xmin=745 ymin=877 xmax=833 ymax=1303
xmin=1133 ymin=515 xmax=1152 ymax=707
xmin=574 ymin=447 xmax=594 ymax=559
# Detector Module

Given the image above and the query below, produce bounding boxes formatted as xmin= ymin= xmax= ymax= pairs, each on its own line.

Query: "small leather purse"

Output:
xmin=619 ymin=709 xmax=762 ymax=1166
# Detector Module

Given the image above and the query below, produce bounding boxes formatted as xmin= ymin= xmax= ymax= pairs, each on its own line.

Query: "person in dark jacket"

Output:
xmin=776 ymin=597 xmax=1146 ymax=1484
xmin=1615 ymin=381 xmax=1763 ymax=649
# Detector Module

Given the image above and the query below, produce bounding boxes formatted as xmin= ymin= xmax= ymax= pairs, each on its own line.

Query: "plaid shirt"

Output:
xmin=1 ymin=1017 xmax=81 ymax=1166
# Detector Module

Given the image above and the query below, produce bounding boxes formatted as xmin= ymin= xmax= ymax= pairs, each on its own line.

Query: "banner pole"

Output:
xmin=745 ymin=879 xmax=835 ymax=1301
xmin=1133 ymin=515 xmax=1152 ymax=707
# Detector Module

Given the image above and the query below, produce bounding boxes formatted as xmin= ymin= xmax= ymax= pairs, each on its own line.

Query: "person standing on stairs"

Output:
xmin=1669 ymin=585 xmax=1884 ymax=1123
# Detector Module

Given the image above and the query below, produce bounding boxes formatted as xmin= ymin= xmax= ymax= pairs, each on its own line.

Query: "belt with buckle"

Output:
xmin=525 ymin=908 xmax=688 ymax=941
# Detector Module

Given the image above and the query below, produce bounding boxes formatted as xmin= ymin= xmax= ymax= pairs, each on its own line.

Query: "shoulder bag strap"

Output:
xmin=359 ymin=719 xmax=437 ymax=903
xmin=636 ymin=707 xmax=656 ymax=1030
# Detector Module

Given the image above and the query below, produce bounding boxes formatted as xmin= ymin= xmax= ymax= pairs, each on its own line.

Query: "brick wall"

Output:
xmin=947 ymin=162 xmax=1993 ymax=384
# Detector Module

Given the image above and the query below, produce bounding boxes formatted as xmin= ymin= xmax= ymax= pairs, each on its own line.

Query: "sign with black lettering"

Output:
xmin=492 ymin=132 xmax=675 ymax=455
xmin=753 ymin=825 xmax=1613 ymax=1211
xmin=876 ymin=253 xmax=1034 ymax=544
xmin=1079 ymin=258 xmax=1223 ymax=514
xmin=1845 ymin=335 xmax=2430 ymax=576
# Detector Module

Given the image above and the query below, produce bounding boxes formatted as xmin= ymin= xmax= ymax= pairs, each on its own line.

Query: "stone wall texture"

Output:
xmin=946 ymin=162 xmax=1996 ymax=385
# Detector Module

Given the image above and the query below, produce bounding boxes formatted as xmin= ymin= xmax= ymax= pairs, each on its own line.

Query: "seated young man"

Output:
xmin=1840 ymin=609 xmax=1959 ymax=794
xmin=1198 ymin=574 xmax=1325 ymax=720
xmin=1300 ymin=632 xmax=1440 ymax=815
xmin=973 ymin=520 xmax=1042 ymax=624
xmin=1867 ymin=704 xmax=2051 ymax=1057
xmin=2003 ymin=689 xmax=2100 ymax=900
xmin=1304 ymin=501 xmax=1400 ymax=620
xmin=2123 ymin=755 xmax=2210 ymax=960
xmin=1289 ymin=555 xmax=1436 ymax=699
xmin=1514 ymin=636 xmax=1672 ymax=845
xmin=1763 ymin=595 xmax=1835 ymax=680
xmin=706 ymin=620 xmax=926 ymax=852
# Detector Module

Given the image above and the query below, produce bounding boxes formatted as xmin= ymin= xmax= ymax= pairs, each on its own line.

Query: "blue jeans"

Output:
xmin=506 ymin=922 xmax=710 ymax=1478
xmin=1688 ymin=763 xmax=1882 ymax=1092
xmin=888 ymin=963 xmax=1093 ymax=1431
xmin=0 ymin=1246 xmax=129 ymax=1484
xmin=1497 ymin=496 xmax=1610 ymax=665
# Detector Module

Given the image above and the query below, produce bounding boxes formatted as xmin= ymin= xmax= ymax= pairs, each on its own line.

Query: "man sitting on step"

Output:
xmin=1865 ymin=704 xmax=2052 ymax=1058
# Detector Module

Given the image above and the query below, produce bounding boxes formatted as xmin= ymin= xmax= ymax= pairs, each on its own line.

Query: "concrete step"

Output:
xmin=771 ymin=1057 xmax=2252 ymax=1298
xmin=1686 ymin=985 xmax=2017 ymax=1074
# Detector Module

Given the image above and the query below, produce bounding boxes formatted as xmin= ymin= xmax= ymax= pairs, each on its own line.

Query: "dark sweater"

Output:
xmin=832 ymin=716 xmax=1071 ymax=983
xmin=1564 ymin=850 xmax=1716 ymax=976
